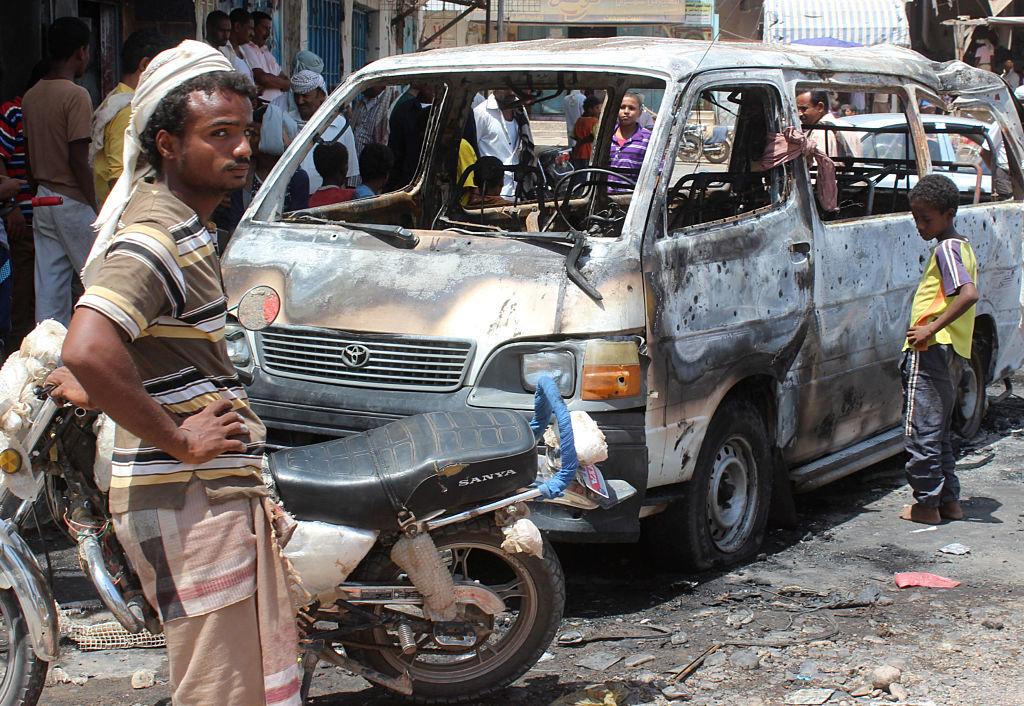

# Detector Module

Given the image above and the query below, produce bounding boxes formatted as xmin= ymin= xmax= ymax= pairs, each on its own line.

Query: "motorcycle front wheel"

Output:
xmin=346 ymin=518 xmax=564 ymax=704
xmin=0 ymin=590 xmax=47 ymax=706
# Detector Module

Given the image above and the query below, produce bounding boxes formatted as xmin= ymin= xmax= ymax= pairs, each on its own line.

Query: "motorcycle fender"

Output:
xmin=0 ymin=519 xmax=59 ymax=661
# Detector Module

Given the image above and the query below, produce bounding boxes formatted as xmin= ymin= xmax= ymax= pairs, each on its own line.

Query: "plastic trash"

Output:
xmin=92 ymin=415 xmax=115 ymax=493
xmin=543 ymin=410 xmax=608 ymax=466
xmin=19 ymin=319 xmax=66 ymax=369
xmin=500 ymin=518 xmax=543 ymax=557
xmin=894 ymin=572 xmax=961 ymax=589
xmin=938 ymin=542 xmax=970 ymax=555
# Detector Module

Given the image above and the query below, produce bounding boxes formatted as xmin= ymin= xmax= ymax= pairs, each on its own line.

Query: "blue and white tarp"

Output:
xmin=762 ymin=0 xmax=911 ymax=48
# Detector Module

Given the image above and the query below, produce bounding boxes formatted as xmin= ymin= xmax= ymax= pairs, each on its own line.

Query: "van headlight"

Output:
xmin=225 ymin=324 xmax=253 ymax=368
xmin=522 ymin=351 xmax=575 ymax=397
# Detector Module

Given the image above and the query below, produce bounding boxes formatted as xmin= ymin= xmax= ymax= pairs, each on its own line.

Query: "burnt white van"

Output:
xmin=223 ymin=39 xmax=1024 ymax=568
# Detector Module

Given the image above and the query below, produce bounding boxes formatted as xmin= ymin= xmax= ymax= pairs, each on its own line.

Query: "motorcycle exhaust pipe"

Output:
xmin=77 ymin=534 xmax=146 ymax=634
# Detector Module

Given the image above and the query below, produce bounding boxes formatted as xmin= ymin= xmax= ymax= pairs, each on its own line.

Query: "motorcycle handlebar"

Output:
xmin=528 ymin=376 xmax=577 ymax=499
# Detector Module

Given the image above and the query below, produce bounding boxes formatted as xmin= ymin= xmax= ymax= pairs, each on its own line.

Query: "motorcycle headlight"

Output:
xmin=225 ymin=325 xmax=253 ymax=368
xmin=521 ymin=351 xmax=575 ymax=397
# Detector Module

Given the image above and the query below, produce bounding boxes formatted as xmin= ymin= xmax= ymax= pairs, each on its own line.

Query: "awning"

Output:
xmin=763 ymin=0 xmax=911 ymax=48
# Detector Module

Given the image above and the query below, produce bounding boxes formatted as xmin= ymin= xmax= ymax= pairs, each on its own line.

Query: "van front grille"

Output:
xmin=257 ymin=327 xmax=474 ymax=392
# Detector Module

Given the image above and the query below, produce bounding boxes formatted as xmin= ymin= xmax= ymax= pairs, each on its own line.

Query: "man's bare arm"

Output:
xmin=68 ymin=139 xmax=96 ymax=209
xmin=252 ymin=68 xmax=291 ymax=91
xmin=61 ymin=308 xmax=248 ymax=464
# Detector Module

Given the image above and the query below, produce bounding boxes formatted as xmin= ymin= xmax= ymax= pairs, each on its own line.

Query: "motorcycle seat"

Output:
xmin=268 ymin=409 xmax=538 ymax=530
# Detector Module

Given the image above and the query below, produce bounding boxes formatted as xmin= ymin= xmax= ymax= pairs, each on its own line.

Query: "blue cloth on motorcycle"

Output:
xmin=529 ymin=376 xmax=578 ymax=499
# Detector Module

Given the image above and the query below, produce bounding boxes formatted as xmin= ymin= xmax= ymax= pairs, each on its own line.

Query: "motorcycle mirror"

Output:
xmin=235 ymin=285 xmax=281 ymax=331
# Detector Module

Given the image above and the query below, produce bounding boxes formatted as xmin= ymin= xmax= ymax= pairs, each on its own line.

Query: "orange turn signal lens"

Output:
xmin=0 ymin=448 xmax=22 ymax=474
xmin=581 ymin=341 xmax=641 ymax=400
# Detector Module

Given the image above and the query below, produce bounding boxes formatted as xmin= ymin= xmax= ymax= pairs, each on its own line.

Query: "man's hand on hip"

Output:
xmin=171 ymin=399 xmax=250 ymax=465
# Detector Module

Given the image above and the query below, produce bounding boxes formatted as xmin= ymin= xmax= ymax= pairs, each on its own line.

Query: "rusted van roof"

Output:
xmin=357 ymin=38 xmax=1001 ymax=94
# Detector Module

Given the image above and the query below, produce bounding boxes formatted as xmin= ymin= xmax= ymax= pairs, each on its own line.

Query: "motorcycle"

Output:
xmin=679 ymin=124 xmax=733 ymax=165
xmin=0 ymin=294 xmax=637 ymax=705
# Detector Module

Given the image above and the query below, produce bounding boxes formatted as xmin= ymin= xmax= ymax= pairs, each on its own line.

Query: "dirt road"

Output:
xmin=41 ymin=377 xmax=1024 ymax=706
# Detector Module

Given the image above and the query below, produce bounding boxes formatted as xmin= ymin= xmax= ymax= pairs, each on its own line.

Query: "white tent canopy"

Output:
xmin=763 ymin=0 xmax=911 ymax=48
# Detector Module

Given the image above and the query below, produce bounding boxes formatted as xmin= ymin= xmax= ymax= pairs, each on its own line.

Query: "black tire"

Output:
xmin=0 ymin=590 xmax=47 ymax=706
xmin=703 ymin=140 xmax=731 ymax=164
xmin=646 ymin=398 xmax=773 ymax=571
xmin=953 ymin=338 xmax=988 ymax=439
xmin=346 ymin=518 xmax=564 ymax=704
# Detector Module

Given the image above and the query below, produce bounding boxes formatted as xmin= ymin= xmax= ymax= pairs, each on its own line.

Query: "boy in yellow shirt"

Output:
xmin=901 ymin=174 xmax=979 ymax=524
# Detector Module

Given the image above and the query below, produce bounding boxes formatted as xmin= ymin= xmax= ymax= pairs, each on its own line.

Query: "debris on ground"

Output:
xmin=624 ymin=653 xmax=656 ymax=668
xmin=783 ymin=688 xmax=834 ymax=705
xmin=893 ymin=572 xmax=961 ymax=589
xmin=870 ymin=663 xmax=902 ymax=690
xmin=549 ymin=682 xmax=629 ymax=706
xmin=130 ymin=669 xmax=155 ymax=689
xmin=957 ymin=450 xmax=995 ymax=469
xmin=937 ymin=542 xmax=971 ymax=555
xmin=47 ymin=667 xmax=88 ymax=687
xmin=890 ymin=682 xmax=910 ymax=701
xmin=575 ymin=652 xmax=622 ymax=671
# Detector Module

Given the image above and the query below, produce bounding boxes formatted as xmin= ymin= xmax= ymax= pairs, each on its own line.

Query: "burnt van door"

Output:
xmin=641 ymin=71 xmax=815 ymax=488
xmin=785 ymin=83 xmax=928 ymax=467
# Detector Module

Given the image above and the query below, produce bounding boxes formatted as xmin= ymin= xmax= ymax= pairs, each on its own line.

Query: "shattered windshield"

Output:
xmin=258 ymin=70 xmax=668 ymax=238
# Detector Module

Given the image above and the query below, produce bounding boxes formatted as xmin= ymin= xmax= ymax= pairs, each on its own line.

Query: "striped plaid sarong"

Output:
xmin=113 ymin=479 xmax=302 ymax=705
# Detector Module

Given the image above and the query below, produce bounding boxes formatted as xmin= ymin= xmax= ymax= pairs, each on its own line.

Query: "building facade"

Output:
xmin=1 ymin=0 xmax=410 ymax=109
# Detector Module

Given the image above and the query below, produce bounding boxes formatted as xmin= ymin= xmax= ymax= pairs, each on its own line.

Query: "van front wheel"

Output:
xmin=647 ymin=399 xmax=773 ymax=571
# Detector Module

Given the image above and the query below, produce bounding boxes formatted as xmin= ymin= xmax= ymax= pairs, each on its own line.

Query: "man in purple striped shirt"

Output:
xmin=609 ymin=92 xmax=651 ymax=191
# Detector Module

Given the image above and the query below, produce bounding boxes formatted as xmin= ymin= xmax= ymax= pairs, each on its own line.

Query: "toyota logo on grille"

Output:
xmin=340 ymin=344 xmax=371 ymax=368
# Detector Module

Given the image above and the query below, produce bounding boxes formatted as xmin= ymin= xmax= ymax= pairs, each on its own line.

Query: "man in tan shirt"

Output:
xmin=22 ymin=17 xmax=97 ymax=326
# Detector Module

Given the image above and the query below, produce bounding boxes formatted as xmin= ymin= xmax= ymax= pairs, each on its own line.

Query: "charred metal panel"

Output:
xmin=642 ymin=69 xmax=814 ymax=489
xmin=221 ymin=226 xmax=646 ymax=383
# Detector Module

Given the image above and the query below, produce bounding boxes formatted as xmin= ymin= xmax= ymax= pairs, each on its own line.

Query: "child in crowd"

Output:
xmin=354 ymin=143 xmax=394 ymax=199
xmin=900 ymin=174 xmax=979 ymax=525
xmin=309 ymin=143 xmax=355 ymax=207
xmin=571 ymin=95 xmax=602 ymax=168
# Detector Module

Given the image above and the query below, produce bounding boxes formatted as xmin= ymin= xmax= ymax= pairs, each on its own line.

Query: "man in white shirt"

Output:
xmin=240 ymin=11 xmax=290 ymax=102
xmin=474 ymin=89 xmax=530 ymax=199
xmin=289 ymin=70 xmax=359 ymax=191
xmin=225 ymin=8 xmax=254 ymax=83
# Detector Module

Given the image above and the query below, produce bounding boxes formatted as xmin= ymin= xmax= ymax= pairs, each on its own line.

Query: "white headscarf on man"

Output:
xmin=84 ymin=40 xmax=235 ymax=286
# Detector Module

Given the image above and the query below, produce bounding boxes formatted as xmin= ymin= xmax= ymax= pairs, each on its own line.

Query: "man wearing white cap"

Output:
xmin=50 ymin=40 xmax=300 ymax=706
xmin=288 ymin=69 xmax=360 ymax=191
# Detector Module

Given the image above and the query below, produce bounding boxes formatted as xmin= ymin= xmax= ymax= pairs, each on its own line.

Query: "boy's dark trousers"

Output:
xmin=900 ymin=344 xmax=964 ymax=507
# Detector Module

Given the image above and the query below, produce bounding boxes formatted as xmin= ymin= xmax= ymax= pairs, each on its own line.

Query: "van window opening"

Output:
xmin=663 ymin=83 xmax=791 ymax=235
xmin=798 ymin=85 xmax=1015 ymax=223
xmin=257 ymin=71 xmax=668 ymax=240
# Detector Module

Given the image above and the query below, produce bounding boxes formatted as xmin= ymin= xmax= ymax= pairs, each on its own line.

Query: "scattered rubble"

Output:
xmin=130 ymin=669 xmax=155 ymax=689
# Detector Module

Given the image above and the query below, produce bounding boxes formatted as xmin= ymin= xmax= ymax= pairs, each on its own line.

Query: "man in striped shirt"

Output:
xmin=54 ymin=45 xmax=300 ymax=705
xmin=609 ymin=92 xmax=651 ymax=192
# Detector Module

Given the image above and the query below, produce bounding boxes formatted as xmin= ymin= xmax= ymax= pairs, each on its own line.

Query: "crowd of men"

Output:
xmin=0 ymin=10 xmax=399 ymax=358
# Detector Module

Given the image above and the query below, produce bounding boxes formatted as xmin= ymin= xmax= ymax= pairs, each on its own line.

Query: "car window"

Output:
xmin=662 ymin=83 xmax=790 ymax=234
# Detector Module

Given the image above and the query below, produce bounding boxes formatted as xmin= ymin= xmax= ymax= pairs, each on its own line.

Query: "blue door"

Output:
xmin=352 ymin=6 xmax=370 ymax=72
xmin=308 ymin=0 xmax=342 ymax=89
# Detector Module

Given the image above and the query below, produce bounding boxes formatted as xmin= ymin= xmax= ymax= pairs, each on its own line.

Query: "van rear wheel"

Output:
xmin=953 ymin=340 xmax=988 ymax=439
xmin=647 ymin=399 xmax=773 ymax=571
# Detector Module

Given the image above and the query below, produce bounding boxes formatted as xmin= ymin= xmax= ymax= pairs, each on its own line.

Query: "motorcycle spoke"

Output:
xmin=492 ymin=578 xmax=526 ymax=601
xmin=449 ymin=547 xmax=473 ymax=581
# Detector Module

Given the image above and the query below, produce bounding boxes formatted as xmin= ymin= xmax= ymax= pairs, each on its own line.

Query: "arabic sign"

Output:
xmin=507 ymin=0 xmax=714 ymax=26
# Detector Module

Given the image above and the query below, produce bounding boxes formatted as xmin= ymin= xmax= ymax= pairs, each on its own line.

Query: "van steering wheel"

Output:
xmin=550 ymin=168 xmax=637 ymax=232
